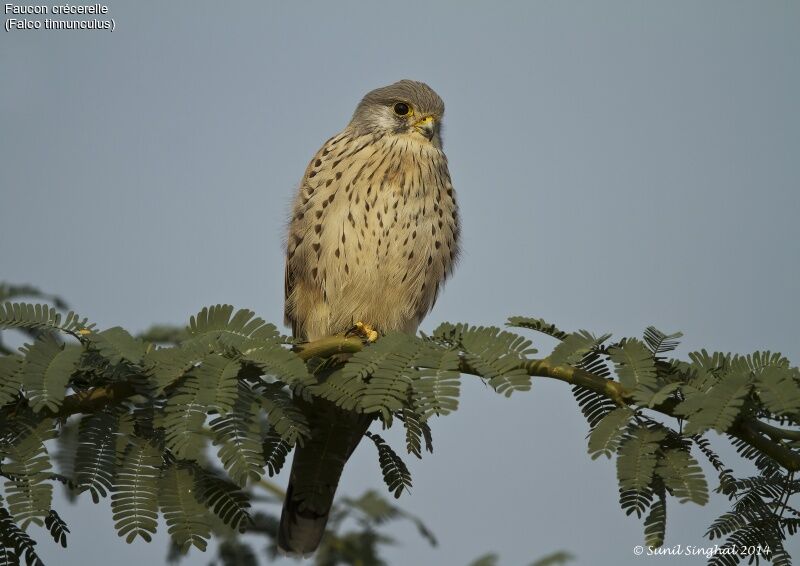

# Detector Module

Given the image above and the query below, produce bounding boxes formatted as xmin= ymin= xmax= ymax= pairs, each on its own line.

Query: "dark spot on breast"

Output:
xmin=336 ymin=172 xmax=342 ymax=180
xmin=315 ymin=159 xmax=322 ymax=167
xmin=431 ymin=225 xmax=436 ymax=235
xmin=314 ymin=224 xmax=322 ymax=234
xmin=326 ymin=179 xmax=333 ymax=187
xmin=345 ymin=263 xmax=349 ymax=274
xmin=315 ymin=210 xmax=323 ymax=219
xmin=292 ymin=234 xmax=303 ymax=246
xmin=309 ymin=171 xmax=317 ymax=178
xmin=335 ymin=248 xmax=340 ymax=258
xmin=435 ymin=241 xmax=441 ymax=249
xmin=347 ymin=212 xmax=355 ymax=226
xmin=428 ymin=255 xmax=433 ymax=266
xmin=408 ymin=251 xmax=414 ymax=259
xmin=365 ymin=202 xmax=370 ymax=212
xmin=311 ymin=267 xmax=318 ymax=279
xmin=412 ymin=230 xmax=417 ymax=239
xmin=295 ymin=211 xmax=304 ymax=220
xmin=312 ymin=243 xmax=321 ymax=253
xmin=341 ymin=232 xmax=347 ymax=243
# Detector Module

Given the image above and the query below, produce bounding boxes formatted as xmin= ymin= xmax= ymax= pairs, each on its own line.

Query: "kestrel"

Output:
xmin=279 ymin=80 xmax=460 ymax=554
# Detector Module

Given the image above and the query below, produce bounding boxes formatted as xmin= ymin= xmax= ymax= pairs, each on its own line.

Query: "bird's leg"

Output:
xmin=348 ymin=321 xmax=379 ymax=342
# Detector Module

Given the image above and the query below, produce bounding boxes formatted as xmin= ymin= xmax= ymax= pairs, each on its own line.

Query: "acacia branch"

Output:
xmin=29 ymin=333 xmax=800 ymax=472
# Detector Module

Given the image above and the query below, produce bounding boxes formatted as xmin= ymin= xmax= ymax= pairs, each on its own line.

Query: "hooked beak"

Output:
xmin=413 ymin=115 xmax=436 ymax=141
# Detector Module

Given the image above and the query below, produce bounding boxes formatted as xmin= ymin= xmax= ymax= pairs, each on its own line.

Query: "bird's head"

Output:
xmin=349 ymin=80 xmax=445 ymax=147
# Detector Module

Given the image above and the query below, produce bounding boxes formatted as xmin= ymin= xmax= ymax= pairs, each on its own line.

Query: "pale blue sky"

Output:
xmin=1 ymin=1 xmax=799 ymax=564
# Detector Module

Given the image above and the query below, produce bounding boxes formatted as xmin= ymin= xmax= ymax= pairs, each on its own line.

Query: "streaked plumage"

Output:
xmin=279 ymin=80 xmax=460 ymax=554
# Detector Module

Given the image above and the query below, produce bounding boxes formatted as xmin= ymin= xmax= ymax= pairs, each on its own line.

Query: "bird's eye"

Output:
xmin=393 ymin=102 xmax=411 ymax=116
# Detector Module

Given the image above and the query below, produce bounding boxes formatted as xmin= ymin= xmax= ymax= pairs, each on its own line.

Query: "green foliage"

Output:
xmin=74 ymin=410 xmax=119 ymax=503
xmin=676 ymin=369 xmax=752 ymax=435
xmin=111 ymin=439 xmax=161 ymax=543
xmin=548 ymin=330 xmax=610 ymax=367
xmin=20 ymin=337 xmax=81 ymax=413
xmin=210 ymin=384 xmax=266 ymax=487
xmin=0 ymin=302 xmax=92 ymax=337
xmin=1 ymin=292 xmax=799 ymax=566
xmin=587 ymin=407 xmax=633 ymax=460
xmin=608 ymin=338 xmax=658 ymax=403
xmin=433 ymin=323 xmax=535 ymax=396
xmin=261 ymin=430 xmax=292 ymax=477
xmin=0 ymin=415 xmax=55 ymax=529
xmin=44 ymin=510 xmax=69 ymax=548
xmin=0 ymin=506 xmax=41 ymax=566
xmin=365 ymin=432 xmax=412 ymax=498
xmin=159 ymin=465 xmax=211 ymax=552
xmin=655 ymin=448 xmax=709 ymax=505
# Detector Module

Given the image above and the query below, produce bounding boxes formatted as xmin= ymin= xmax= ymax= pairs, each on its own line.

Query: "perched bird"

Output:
xmin=280 ymin=79 xmax=460 ymax=554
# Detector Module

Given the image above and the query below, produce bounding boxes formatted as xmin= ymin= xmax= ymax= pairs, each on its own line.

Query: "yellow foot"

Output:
xmin=353 ymin=321 xmax=379 ymax=342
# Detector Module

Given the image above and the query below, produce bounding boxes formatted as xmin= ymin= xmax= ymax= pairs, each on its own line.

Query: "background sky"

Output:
xmin=1 ymin=1 xmax=799 ymax=565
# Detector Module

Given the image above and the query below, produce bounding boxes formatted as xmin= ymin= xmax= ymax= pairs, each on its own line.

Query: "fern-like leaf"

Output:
xmin=187 ymin=305 xmax=281 ymax=353
xmin=163 ymin=374 xmax=214 ymax=460
xmin=676 ymin=371 xmax=752 ymax=435
xmin=412 ymin=348 xmax=461 ymax=420
xmin=643 ymin=327 xmax=683 ymax=356
xmin=655 ymin=448 xmax=709 ymax=505
xmin=608 ymin=338 xmax=658 ymax=403
xmin=398 ymin=407 xmax=433 ymax=459
xmin=193 ymin=468 xmax=252 ymax=532
xmin=110 ymin=439 xmax=161 ymax=543
xmin=441 ymin=325 xmax=535 ymax=397
xmin=87 ymin=327 xmax=146 ymax=366
xmin=0 ymin=506 xmax=41 ymax=566
xmin=0 ymin=302 xmax=93 ymax=336
xmin=587 ymin=407 xmax=633 ymax=460
xmin=258 ymin=383 xmax=310 ymax=445
xmin=209 ymin=384 xmax=264 ymax=486
xmin=616 ymin=427 xmax=665 ymax=517
xmin=506 ymin=316 xmax=569 ymax=341
xmin=74 ymin=410 xmax=119 ymax=503
xmin=0 ymin=355 xmax=23 ymax=407
xmin=0 ymin=416 xmax=56 ymax=528
xmin=20 ymin=337 xmax=81 ymax=413
xmin=756 ymin=365 xmax=800 ymax=416
xmin=239 ymin=342 xmax=315 ymax=390
xmin=366 ymin=432 xmax=412 ymax=498
xmin=549 ymin=330 xmax=611 ymax=367
xmin=262 ymin=430 xmax=292 ymax=477
xmin=643 ymin=488 xmax=667 ymax=548
xmin=143 ymin=347 xmax=200 ymax=395
xmin=44 ymin=510 xmax=69 ymax=548
xmin=159 ymin=465 xmax=211 ymax=552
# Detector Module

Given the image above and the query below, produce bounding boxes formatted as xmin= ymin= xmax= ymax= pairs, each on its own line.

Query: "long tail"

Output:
xmin=277 ymin=397 xmax=372 ymax=555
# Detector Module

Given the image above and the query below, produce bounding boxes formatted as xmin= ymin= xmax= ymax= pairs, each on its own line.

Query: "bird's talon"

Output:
xmin=354 ymin=321 xmax=379 ymax=342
